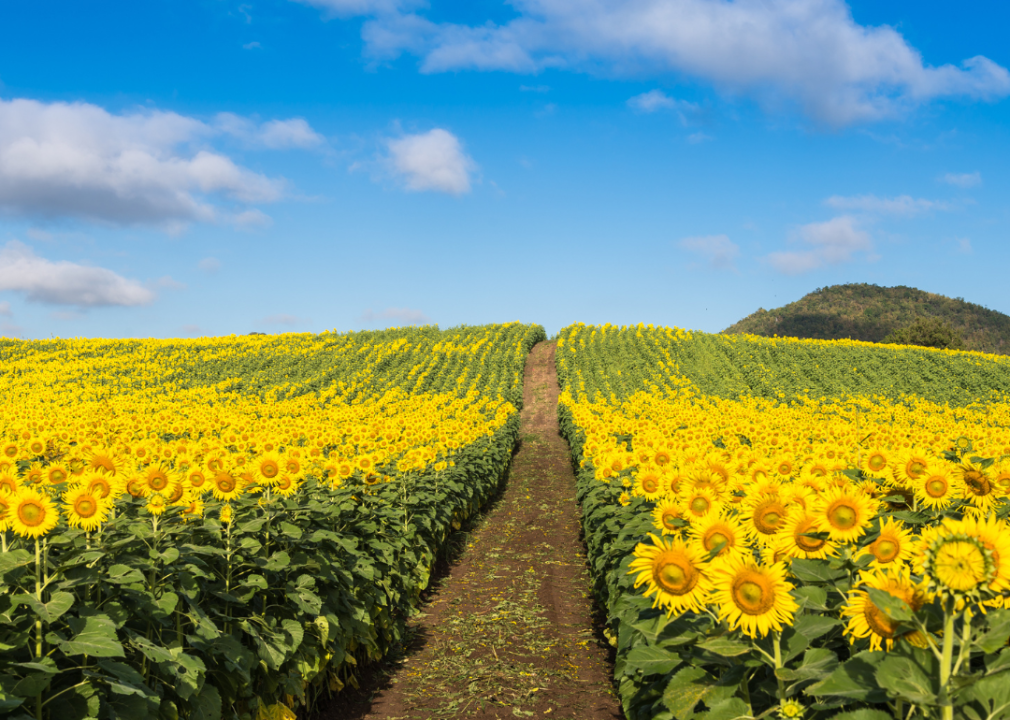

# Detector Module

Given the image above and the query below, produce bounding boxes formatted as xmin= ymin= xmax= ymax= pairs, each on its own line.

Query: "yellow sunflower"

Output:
xmin=711 ymin=556 xmax=798 ymax=638
xmin=0 ymin=493 xmax=12 ymax=531
xmin=813 ymin=486 xmax=878 ymax=544
xmin=921 ymin=531 xmax=996 ymax=600
xmin=863 ymin=447 xmax=891 ymax=478
xmin=143 ymin=464 xmax=174 ymax=496
xmin=0 ymin=471 xmax=19 ymax=496
xmin=954 ymin=461 xmax=1000 ymax=515
xmin=858 ymin=518 xmax=914 ymax=570
xmin=914 ymin=465 xmax=955 ymax=511
xmin=9 ymin=488 xmax=60 ymax=539
xmin=253 ymin=452 xmax=284 ymax=484
xmin=688 ymin=511 xmax=751 ymax=563
xmin=62 ymin=486 xmax=109 ymax=532
xmin=651 ymin=498 xmax=687 ymax=536
xmin=628 ymin=534 xmax=713 ymax=616
xmin=772 ymin=508 xmax=838 ymax=561
xmin=211 ymin=471 xmax=244 ymax=502
xmin=842 ymin=567 xmax=929 ymax=651
xmin=944 ymin=516 xmax=1010 ymax=594
xmin=680 ymin=486 xmax=721 ymax=520
xmin=739 ymin=495 xmax=790 ymax=544
xmin=634 ymin=470 xmax=666 ymax=501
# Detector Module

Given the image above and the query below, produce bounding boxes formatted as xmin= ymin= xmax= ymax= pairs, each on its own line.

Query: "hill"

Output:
xmin=722 ymin=283 xmax=1010 ymax=354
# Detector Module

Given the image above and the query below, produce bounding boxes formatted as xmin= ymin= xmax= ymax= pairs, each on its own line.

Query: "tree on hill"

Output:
xmin=882 ymin=317 xmax=966 ymax=350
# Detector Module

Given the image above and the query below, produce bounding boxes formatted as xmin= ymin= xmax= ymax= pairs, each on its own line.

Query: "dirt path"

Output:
xmin=326 ymin=341 xmax=622 ymax=720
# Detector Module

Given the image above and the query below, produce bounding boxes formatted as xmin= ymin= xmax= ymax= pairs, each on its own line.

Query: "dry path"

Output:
xmin=326 ymin=341 xmax=622 ymax=720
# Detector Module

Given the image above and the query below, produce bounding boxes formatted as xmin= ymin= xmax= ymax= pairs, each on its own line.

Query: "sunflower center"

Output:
xmin=704 ymin=530 xmax=730 ymax=554
xmin=868 ymin=454 xmax=887 ymax=472
xmin=75 ymin=496 xmax=98 ymax=518
xmin=261 ymin=462 xmax=279 ymax=479
xmin=925 ymin=477 xmax=948 ymax=498
xmin=690 ymin=497 xmax=710 ymax=515
xmin=872 ymin=539 xmax=899 ymax=563
xmin=753 ymin=501 xmax=786 ymax=535
xmin=964 ymin=472 xmax=992 ymax=497
xmin=216 ymin=476 xmax=236 ymax=492
xmin=662 ymin=512 xmax=680 ymax=530
xmin=827 ymin=502 xmax=858 ymax=529
xmin=642 ymin=476 xmax=659 ymax=494
xmin=794 ymin=522 xmax=826 ymax=552
xmin=149 ymin=474 xmax=169 ymax=491
xmin=732 ymin=574 xmax=775 ymax=615
xmin=863 ymin=601 xmax=899 ymax=639
xmin=49 ymin=469 xmax=67 ymax=483
xmin=653 ymin=555 xmax=699 ymax=596
xmin=18 ymin=501 xmax=45 ymax=527
xmin=934 ymin=541 xmax=988 ymax=591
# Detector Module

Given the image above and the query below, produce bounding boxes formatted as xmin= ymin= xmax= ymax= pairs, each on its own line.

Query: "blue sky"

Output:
xmin=0 ymin=0 xmax=1008 ymax=339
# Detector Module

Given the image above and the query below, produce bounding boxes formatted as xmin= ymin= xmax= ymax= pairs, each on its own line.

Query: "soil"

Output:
xmin=318 ymin=341 xmax=623 ymax=720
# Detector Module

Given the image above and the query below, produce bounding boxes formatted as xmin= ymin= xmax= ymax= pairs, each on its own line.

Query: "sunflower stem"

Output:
xmin=34 ymin=537 xmax=44 ymax=720
xmin=939 ymin=597 xmax=956 ymax=720
xmin=772 ymin=630 xmax=785 ymax=701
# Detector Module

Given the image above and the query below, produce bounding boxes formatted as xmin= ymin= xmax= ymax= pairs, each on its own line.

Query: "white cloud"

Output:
xmin=687 ymin=132 xmax=713 ymax=144
xmin=767 ymin=216 xmax=871 ymax=274
xmin=628 ymin=89 xmax=677 ymax=113
xmin=154 ymin=276 xmax=186 ymax=290
xmin=295 ymin=0 xmax=420 ymax=17
xmin=214 ymin=113 xmax=325 ymax=149
xmin=337 ymin=0 xmax=1010 ymax=126
xmin=956 ymin=237 xmax=972 ymax=254
xmin=0 ymin=240 xmax=154 ymax=306
xmin=234 ymin=209 xmax=274 ymax=228
xmin=360 ymin=307 xmax=430 ymax=325
xmin=198 ymin=257 xmax=222 ymax=273
xmin=385 ymin=128 xmax=477 ymax=195
xmin=0 ymin=301 xmax=11 ymax=317
xmin=824 ymin=193 xmax=949 ymax=216
xmin=940 ymin=171 xmax=982 ymax=188
xmin=243 ymin=41 xmax=262 ymax=50
xmin=520 ymin=84 xmax=550 ymax=92
xmin=0 ymin=98 xmax=291 ymax=227
xmin=26 ymin=228 xmax=53 ymax=241
xmin=678 ymin=234 xmax=739 ymax=269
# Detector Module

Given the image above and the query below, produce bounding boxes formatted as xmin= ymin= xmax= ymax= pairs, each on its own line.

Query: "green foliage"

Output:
xmin=882 ymin=317 xmax=966 ymax=350
xmin=723 ymin=283 xmax=1010 ymax=354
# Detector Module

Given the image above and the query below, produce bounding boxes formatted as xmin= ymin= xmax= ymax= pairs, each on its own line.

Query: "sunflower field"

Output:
xmin=0 ymin=322 xmax=545 ymax=720
xmin=557 ymin=323 xmax=1010 ymax=720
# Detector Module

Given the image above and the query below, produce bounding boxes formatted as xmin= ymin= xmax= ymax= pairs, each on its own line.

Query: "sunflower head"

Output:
xmin=922 ymin=532 xmax=997 ymax=602
xmin=628 ymin=534 xmax=713 ymax=617
xmin=842 ymin=567 xmax=929 ymax=651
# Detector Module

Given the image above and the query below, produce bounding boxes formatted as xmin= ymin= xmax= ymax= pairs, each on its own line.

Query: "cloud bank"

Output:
xmin=767 ymin=216 xmax=871 ymax=274
xmin=0 ymin=241 xmax=154 ymax=307
xmin=0 ymin=98 xmax=323 ymax=227
xmin=309 ymin=0 xmax=1010 ymax=126
xmin=385 ymin=129 xmax=477 ymax=195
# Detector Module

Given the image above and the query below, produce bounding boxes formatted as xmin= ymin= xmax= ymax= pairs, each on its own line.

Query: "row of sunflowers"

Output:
xmin=556 ymin=323 xmax=1010 ymax=720
xmin=0 ymin=322 xmax=545 ymax=720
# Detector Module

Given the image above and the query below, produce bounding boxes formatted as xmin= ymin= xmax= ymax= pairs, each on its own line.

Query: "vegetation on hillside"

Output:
xmin=722 ymin=283 xmax=1010 ymax=354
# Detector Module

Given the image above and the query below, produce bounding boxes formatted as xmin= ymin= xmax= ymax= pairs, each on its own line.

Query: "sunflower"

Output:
xmin=894 ymin=453 xmax=931 ymax=485
xmin=85 ymin=472 xmax=116 ymax=500
xmin=914 ymin=465 xmax=956 ymax=511
xmin=859 ymin=518 xmax=914 ymax=570
xmin=813 ymin=486 xmax=878 ymax=544
xmin=954 ymin=461 xmax=1000 ymax=515
xmin=145 ymin=494 xmax=168 ymax=516
xmin=85 ymin=448 xmax=122 ymax=476
xmin=24 ymin=463 xmax=45 ymax=486
xmin=681 ymin=486 xmax=720 ymax=520
xmin=944 ymin=517 xmax=1010 ymax=594
xmin=740 ymin=495 xmax=789 ymax=543
xmin=143 ymin=465 xmax=174 ymax=496
xmin=773 ymin=509 xmax=838 ymax=561
xmin=62 ymin=486 xmax=109 ymax=532
xmin=180 ymin=496 xmax=205 ymax=522
xmin=628 ymin=534 xmax=713 ymax=616
xmin=253 ymin=452 xmax=283 ymax=484
xmin=219 ymin=503 xmax=233 ymax=524
xmin=0 ymin=472 xmax=19 ymax=496
xmin=863 ymin=448 xmax=891 ymax=477
xmin=651 ymin=498 xmax=686 ymax=535
xmin=9 ymin=488 xmax=59 ymax=539
xmin=272 ymin=474 xmax=300 ymax=498
xmin=688 ymin=511 xmax=751 ymax=563
xmin=187 ymin=469 xmax=210 ymax=493
xmin=711 ymin=556 xmax=798 ymax=638
xmin=211 ymin=472 xmax=243 ymax=501
xmin=634 ymin=470 xmax=665 ymax=501
xmin=842 ymin=567 xmax=929 ymax=651
xmin=921 ymin=532 xmax=996 ymax=601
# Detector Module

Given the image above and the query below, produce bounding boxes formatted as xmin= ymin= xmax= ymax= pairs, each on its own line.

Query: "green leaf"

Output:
xmin=0 ymin=550 xmax=32 ymax=577
xmin=793 ymin=586 xmax=828 ymax=611
xmin=874 ymin=651 xmax=940 ymax=706
xmin=156 ymin=592 xmax=179 ymax=617
xmin=789 ymin=558 xmax=847 ymax=584
xmin=158 ymin=651 xmax=205 ymax=701
xmin=15 ymin=591 xmax=74 ymax=623
xmin=775 ymin=647 xmax=839 ymax=689
xmin=697 ymin=637 xmax=752 ymax=658
xmin=699 ymin=697 xmax=748 ymax=720
xmin=865 ymin=587 xmax=914 ymax=623
xmin=623 ymin=644 xmax=681 ymax=677
xmin=129 ymin=635 xmax=175 ymax=664
xmin=963 ymin=669 xmax=1010 ymax=720
xmin=977 ymin=609 xmax=1010 ymax=654
xmin=59 ymin=614 xmax=125 ymax=658
xmin=662 ymin=666 xmax=715 ymax=720
xmin=105 ymin=564 xmax=145 ymax=585
xmin=828 ymin=711 xmax=894 ymax=720
xmin=189 ymin=682 xmax=222 ymax=720
xmin=807 ymin=651 xmax=889 ymax=703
